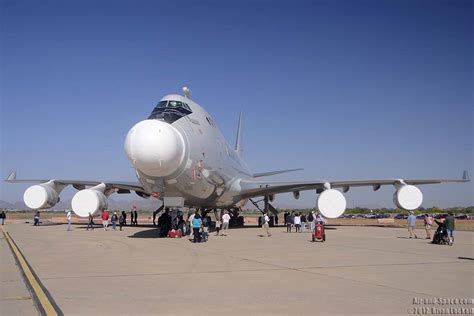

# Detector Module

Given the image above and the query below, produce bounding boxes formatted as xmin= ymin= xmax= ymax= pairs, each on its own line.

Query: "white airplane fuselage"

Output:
xmin=125 ymin=94 xmax=253 ymax=208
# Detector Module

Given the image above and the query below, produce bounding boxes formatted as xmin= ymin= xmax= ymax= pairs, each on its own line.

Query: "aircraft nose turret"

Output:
xmin=124 ymin=120 xmax=185 ymax=177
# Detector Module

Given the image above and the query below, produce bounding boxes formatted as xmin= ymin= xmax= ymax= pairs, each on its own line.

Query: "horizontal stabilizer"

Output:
xmin=253 ymin=168 xmax=303 ymax=178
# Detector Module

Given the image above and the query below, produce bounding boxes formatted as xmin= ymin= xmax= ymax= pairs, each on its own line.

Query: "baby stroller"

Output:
xmin=200 ymin=227 xmax=208 ymax=242
xmin=432 ymin=220 xmax=451 ymax=245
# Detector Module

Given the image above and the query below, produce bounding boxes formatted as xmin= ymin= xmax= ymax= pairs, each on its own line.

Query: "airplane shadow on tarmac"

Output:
xmin=125 ymin=225 xmax=338 ymax=239
xmin=128 ymin=227 xmax=161 ymax=238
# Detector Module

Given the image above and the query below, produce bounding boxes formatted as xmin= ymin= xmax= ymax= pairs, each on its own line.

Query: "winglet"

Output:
xmin=5 ymin=171 xmax=16 ymax=181
xmin=235 ymin=112 xmax=243 ymax=155
xmin=462 ymin=170 xmax=470 ymax=181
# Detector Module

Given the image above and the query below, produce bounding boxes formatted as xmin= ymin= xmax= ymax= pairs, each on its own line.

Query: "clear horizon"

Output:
xmin=1 ymin=0 xmax=473 ymax=209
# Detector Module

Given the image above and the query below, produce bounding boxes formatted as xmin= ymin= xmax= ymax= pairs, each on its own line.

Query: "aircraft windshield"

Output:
xmin=149 ymin=100 xmax=192 ymax=123
xmin=156 ymin=100 xmax=192 ymax=111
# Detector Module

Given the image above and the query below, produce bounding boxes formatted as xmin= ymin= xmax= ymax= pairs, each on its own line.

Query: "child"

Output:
xmin=215 ymin=218 xmax=221 ymax=236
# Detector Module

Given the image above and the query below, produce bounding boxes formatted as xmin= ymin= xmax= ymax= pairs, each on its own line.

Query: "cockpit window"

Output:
xmin=156 ymin=100 xmax=192 ymax=111
xmin=149 ymin=100 xmax=193 ymax=123
xmin=156 ymin=100 xmax=169 ymax=108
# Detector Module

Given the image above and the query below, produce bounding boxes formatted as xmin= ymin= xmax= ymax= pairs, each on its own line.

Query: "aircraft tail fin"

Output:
xmin=462 ymin=170 xmax=470 ymax=181
xmin=235 ymin=112 xmax=243 ymax=155
xmin=6 ymin=171 xmax=17 ymax=181
xmin=253 ymin=168 xmax=303 ymax=178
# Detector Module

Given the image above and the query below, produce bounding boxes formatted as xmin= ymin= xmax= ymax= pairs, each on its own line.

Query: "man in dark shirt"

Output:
xmin=130 ymin=208 xmax=134 ymax=226
xmin=121 ymin=211 xmax=127 ymax=226
xmin=444 ymin=212 xmax=456 ymax=244
xmin=134 ymin=209 xmax=138 ymax=225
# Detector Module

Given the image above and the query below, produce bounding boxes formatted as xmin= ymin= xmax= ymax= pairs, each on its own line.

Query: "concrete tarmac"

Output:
xmin=1 ymin=223 xmax=473 ymax=315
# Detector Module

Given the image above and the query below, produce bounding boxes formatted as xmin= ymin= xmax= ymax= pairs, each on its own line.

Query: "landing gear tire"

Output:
xmin=312 ymin=234 xmax=315 ymax=242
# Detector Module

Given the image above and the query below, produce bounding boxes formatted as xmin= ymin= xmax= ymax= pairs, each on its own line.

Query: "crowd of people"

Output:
xmin=283 ymin=211 xmax=325 ymax=233
xmin=21 ymin=206 xmax=457 ymax=246
xmin=157 ymin=209 xmax=232 ymax=242
xmin=407 ymin=211 xmax=456 ymax=244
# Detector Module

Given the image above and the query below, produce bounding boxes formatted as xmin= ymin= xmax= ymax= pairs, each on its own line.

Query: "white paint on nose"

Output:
xmin=125 ymin=120 xmax=185 ymax=177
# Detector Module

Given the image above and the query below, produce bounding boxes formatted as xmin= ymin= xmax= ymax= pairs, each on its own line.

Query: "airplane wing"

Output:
xmin=4 ymin=171 xmax=145 ymax=193
xmin=239 ymin=171 xmax=470 ymax=199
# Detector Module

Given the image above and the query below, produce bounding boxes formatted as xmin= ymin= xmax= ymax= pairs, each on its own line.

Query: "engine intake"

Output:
xmin=24 ymin=184 xmax=60 ymax=209
xmin=72 ymin=189 xmax=108 ymax=217
xmin=393 ymin=185 xmax=423 ymax=210
xmin=317 ymin=189 xmax=346 ymax=219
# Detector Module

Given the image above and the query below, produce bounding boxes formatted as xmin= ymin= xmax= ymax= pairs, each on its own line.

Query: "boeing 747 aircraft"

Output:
xmin=5 ymin=87 xmax=469 ymax=219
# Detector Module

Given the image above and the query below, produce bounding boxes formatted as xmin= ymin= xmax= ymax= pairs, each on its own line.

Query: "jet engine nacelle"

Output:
xmin=24 ymin=184 xmax=60 ymax=209
xmin=393 ymin=185 xmax=423 ymax=210
xmin=72 ymin=189 xmax=108 ymax=217
xmin=293 ymin=191 xmax=300 ymax=199
xmin=268 ymin=194 xmax=275 ymax=202
xmin=317 ymin=189 xmax=346 ymax=219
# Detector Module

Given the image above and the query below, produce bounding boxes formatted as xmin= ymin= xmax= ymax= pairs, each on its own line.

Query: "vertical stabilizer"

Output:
xmin=235 ymin=112 xmax=243 ymax=155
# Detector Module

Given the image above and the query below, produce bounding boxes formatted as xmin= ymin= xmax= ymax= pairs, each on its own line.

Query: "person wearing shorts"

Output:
xmin=444 ymin=212 xmax=455 ymax=244
xmin=221 ymin=211 xmax=230 ymax=236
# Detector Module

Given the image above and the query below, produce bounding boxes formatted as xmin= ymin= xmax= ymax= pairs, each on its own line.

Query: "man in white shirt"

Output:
xmin=221 ymin=211 xmax=231 ymax=236
xmin=262 ymin=213 xmax=272 ymax=237
xmin=66 ymin=210 xmax=72 ymax=231
xmin=188 ymin=211 xmax=195 ymax=238
xmin=293 ymin=213 xmax=301 ymax=233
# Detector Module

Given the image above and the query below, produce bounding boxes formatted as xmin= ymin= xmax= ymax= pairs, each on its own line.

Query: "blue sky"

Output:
xmin=1 ymin=0 xmax=472 ymax=208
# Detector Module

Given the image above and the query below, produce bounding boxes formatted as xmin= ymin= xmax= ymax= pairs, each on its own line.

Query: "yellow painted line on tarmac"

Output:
xmin=1 ymin=226 xmax=62 ymax=316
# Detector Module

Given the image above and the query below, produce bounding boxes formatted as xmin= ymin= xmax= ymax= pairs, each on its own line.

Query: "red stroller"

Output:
xmin=312 ymin=222 xmax=326 ymax=242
